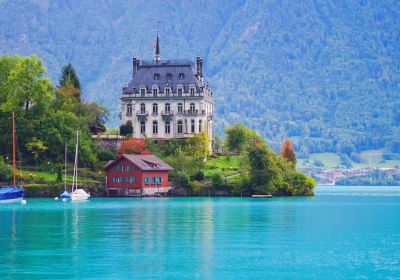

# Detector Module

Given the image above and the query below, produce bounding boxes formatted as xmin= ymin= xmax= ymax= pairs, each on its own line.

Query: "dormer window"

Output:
xmin=153 ymin=88 xmax=158 ymax=97
xmin=165 ymin=88 xmax=170 ymax=96
xmin=166 ymin=73 xmax=172 ymax=80
xmin=190 ymin=87 xmax=195 ymax=96
xmin=154 ymin=73 xmax=160 ymax=80
xmin=178 ymin=88 xmax=183 ymax=96
xmin=179 ymin=73 xmax=185 ymax=80
xmin=140 ymin=88 xmax=146 ymax=96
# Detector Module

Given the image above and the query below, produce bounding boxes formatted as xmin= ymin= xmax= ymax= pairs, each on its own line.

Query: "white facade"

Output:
xmin=120 ymin=58 xmax=213 ymax=149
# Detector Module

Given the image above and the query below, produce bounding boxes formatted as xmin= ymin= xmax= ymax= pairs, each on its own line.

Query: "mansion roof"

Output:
xmin=123 ymin=60 xmax=205 ymax=94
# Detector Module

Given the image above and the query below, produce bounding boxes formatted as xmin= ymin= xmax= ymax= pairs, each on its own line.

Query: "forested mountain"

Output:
xmin=1 ymin=0 xmax=399 ymax=157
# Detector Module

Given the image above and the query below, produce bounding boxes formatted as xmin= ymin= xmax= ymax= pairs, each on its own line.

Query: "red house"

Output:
xmin=104 ymin=154 xmax=173 ymax=196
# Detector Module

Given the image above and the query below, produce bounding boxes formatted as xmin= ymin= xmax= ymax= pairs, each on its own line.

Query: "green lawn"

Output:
xmin=19 ymin=169 xmax=101 ymax=184
xmin=205 ymin=156 xmax=241 ymax=177
xmin=298 ymin=150 xmax=400 ymax=169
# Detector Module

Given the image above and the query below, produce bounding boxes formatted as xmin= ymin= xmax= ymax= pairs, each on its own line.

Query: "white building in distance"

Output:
xmin=120 ymin=34 xmax=214 ymax=149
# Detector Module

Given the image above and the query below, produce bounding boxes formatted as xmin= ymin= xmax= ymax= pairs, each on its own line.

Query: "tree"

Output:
xmin=25 ymin=138 xmax=48 ymax=163
xmin=59 ymin=63 xmax=81 ymax=90
xmin=211 ymin=172 xmax=224 ymax=190
xmin=120 ymin=121 xmax=133 ymax=136
xmin=116 ymin=138 xmax=150 ymax=156
xmin=173 ymin=172 xmax=190 ymax=189
xmin=280 ymin=139 xmax=297 ymax=167
xmin=225 ymin=124 xmax=259 ymax=154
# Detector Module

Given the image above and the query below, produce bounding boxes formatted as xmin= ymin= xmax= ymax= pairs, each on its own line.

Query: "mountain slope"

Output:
xmin=1 ymin=0 xmax=399 ymax=156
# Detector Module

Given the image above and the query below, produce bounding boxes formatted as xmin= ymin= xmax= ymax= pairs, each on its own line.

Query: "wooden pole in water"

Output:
xmin=12 ymin=112 xmax=16 ymax=187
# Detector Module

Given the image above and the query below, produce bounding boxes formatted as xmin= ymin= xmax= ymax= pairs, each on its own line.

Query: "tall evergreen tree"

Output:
xmin=59 ymin=63 xmax=81 ymax=100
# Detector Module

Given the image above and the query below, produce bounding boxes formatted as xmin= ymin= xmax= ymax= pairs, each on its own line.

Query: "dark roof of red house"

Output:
xmin=104 ymin=154 xmax=173 ymax=171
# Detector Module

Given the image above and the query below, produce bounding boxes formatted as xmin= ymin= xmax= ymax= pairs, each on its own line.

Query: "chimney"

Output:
xmin=196 ymin=56 xmax=201 ymax=77
xmin=199 ymin=57 xmax=203 ymax=78
xmin=133 ymin=57 xmax=137 ymax=76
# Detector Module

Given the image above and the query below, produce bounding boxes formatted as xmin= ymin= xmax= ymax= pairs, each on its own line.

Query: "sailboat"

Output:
xmin=59 ymin=141 xmax=71 ymax=200
xmin=70 ymin=131 xmax=90 ymax=201
xmin=0 ymin=113 xmax=24 ymax=204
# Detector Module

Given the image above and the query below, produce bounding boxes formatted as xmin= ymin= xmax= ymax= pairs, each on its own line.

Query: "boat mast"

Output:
xmin=64 ymin=140 xmax=67 ymax=192
xmin=74 ymin=131 xmax=79 ymax=191
xmin=12 ymin=113 xmax=16 ymax=187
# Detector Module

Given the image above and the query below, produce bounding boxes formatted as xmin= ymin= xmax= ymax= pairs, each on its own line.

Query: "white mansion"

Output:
xmin=120 ymin=35 xmax=214 ymax=146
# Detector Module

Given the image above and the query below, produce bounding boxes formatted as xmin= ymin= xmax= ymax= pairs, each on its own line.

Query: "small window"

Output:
xmin=144 ymin=177 xmax=149 ymax=184
xmin=153 ymin=121 xmax=158 ymax=134
xmin=190 ymin=88 xmax=195 ymax=96
xmin=130 ymin=177 xmax=136 ymax=183
xmin=127 ymin=165 xmax=131 ymax=171
xmin=125 ymin=177 xmax=129 ymax=183
xmin=112 ymin=177 xmax=116 ymax=183
xmin=126 ymin=104 xmax=132 ymax=116
xmin=179 ymin=73 xmax=185 ymax=80
xmin=166 ymin=73 xmax=172 ymax=80
xmin=159 ymin=176 xmax=163 ymax=183
xmin=165 ymin=88 xmax=170 ymax=96
xmin=177 ymin=103 xmax=183 ymax=114
xmin=153 ymin=88 xmax=158 ymax=97
xmin=165 ymin=103 xmax=170 ymax=113
xmin=140 ymin=103 xmax=146 ymax=114
xmin=178 ymin=88 xmax=183 ymax=96
xmin=154 ymin=73 xmax=160 ymax=80
xmin=178 ymin=120 xmax=183 ymax=134
xmin=191 ymin=119 xmax=195 ymax=133
xmin=140 ymin=121 xmax=146 ymax=134
xmin=140 ymin=88 xmax=146 ymax=96
xmin=199 ymin=119 xmax=202 ymax=132
xmin=117 ymin=164 xmax=121 ymax=172
xmin=119 ymin=177 xmax=123 ymax=183
xmin=190 ymin=103 xmax=195 ymax=112
xmin=165 ymin=120 xmax=170 ymax=134
xmin=152 ymin=103 xmax=158 ymax=115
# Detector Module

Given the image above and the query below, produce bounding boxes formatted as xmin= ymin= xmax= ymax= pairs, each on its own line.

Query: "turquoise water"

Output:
xmin=1 ymin=186 xmax=400 ymax=279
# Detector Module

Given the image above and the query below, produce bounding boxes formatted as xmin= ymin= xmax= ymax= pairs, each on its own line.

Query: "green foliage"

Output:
xmin=0 ymin=55 xmax=107 ymax=167
xmin=59 ymin=63 xmax=81 ymax=90
xmin=120 ymin=121 xmax=133 ymax=136
xmin=211 ymin=172 xmax=224 ymax=189
xmin=225 ymin=124 xmax=259 ymax=154
xmin=173 ymin=172 xmax=190 ymax=189
xmin=188 ymin=180 xmax=202 ymax=195
xmin=0 ymin=157 xmax=12 ymax=181
xmin=97 ymin=149 xmax=115 ymax=161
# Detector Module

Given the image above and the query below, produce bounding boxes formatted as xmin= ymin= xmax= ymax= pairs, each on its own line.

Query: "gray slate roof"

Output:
xmin=123 ymin=60 xmax=204 ymax=94
xmin=105 ymin=154 xmax=174 ymax=171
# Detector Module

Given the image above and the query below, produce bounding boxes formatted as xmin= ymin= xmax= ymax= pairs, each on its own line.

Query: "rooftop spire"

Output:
xmin=155 ymin=32 xmax=160 ymax=62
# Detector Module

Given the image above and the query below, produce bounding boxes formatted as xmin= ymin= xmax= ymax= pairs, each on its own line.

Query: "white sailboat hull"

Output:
xmin=71 ymin=189 xmax=90 ymax=201
xmin=0 ymin=197 xmax=23 ymax=204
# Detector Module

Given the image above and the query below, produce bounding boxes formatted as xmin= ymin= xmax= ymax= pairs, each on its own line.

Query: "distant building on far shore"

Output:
xmin=119 ymin=33 xmax=214 ymax=151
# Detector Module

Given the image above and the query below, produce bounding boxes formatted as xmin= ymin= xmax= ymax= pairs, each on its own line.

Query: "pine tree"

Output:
xmin=280 ymin=139 xmax=297 ymax=166
xmin=59 ymin=63 xmax=81 ymax=100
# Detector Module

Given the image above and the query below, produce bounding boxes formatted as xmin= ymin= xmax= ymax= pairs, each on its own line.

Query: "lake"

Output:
xmin=1 ymin=186 xmax=400 ymax=279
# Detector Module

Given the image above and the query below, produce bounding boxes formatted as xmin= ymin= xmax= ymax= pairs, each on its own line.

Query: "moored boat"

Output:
xmin=70 ymin=131 xmax=90 ymax=202
xmin=0 ymin=113 xmax=24 ymax=204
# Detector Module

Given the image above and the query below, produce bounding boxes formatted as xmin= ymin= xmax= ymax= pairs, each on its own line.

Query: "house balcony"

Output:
xmin=136 ymin=111 xmax=148 ymax=116
xmin=183 ymin=110 xmax=206 ymax=116
xmin=161 ymin=110 xmax=174 ymax=116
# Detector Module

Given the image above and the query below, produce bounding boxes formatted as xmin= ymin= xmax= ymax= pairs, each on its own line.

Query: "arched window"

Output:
xmin=199 ymin=119 xmax=202 ymax=132
xmin=140 ymin=103 xmax=146 ymax=114
xmin=178 ymin=103 xmax=183 ymax=114
xmin=165 ymin=103 xmax=170 ymax=113
xmin=190 ymin=103 xmax=195 ymax=112
xmin=165 ymin=120 xmax=171 ymax=134
xmin=140 ymin=121 xmax=146 ymax=134
xmin=152 ymin=103 xmax=158 ymax=115
xmin=177 ymin=120 xmax=183 ymax=134
xmin=179 ymin=73 xmax=185 ymax=80
xmin=191 ymin=119 xmax=195 ymax=133
xmin=152 ymin=121 xmax=158 ymax=134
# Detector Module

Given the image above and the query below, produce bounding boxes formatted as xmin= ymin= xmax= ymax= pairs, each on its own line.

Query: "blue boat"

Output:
xmin=59 ymin=141 xmax=71 ymax=200
xmin=60 ymin=191 xmax=71 ymax=199
xmin=0 ymin=188 xmax=24 ymax=204
xmin=0 ymin=113 xmax=24 ymax=204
